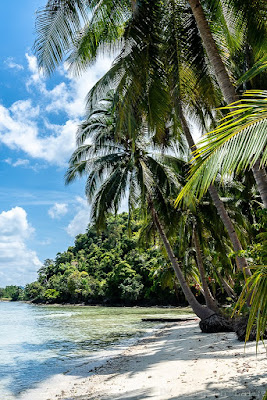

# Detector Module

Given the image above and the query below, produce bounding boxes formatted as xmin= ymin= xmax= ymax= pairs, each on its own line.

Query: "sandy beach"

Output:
xmin=20 ymin=319 xmax=266 ymax=400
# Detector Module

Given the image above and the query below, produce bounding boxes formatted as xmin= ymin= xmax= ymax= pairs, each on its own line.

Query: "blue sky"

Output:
xmin=0 ymin=0 xmax=114 ymax=286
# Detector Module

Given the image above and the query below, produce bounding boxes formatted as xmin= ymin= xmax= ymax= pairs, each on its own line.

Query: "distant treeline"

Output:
xmin=0 ymin=286 xmax=24 ymax=301
xmin=3 ymin=213 xmax=190 ymax=306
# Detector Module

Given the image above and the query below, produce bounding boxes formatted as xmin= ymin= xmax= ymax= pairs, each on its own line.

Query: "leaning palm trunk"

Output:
xmin=149 ymin=200 xmax=214 ymax=320
xmin=192 ymin=230 xmax=219 ymax=313
xmin=179 ymin=108 xmax=251 ymax=276
xmin=187 ymin=0 xmax=267 ymax=208
xmin=208 ymin=186 xmax=251 ymax=276
xmin=217 ymin=271 xmax=237 ymax=300
xmin=149 ymin=198 xmax=233 ymax=332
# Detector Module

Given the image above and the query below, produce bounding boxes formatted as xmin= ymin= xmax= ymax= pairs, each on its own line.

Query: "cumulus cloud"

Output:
xmin=0 ymin=207 xmax=42 ymax=286
xmin=48 ymin=203 xmax=68 ymax=219
xmin=0 ymin=101 xmax=77 ymax=166
xmin=0 ymin=53 xmax=113 ymax=167
xmin=45 ymin=56 xmax=113 ymax=118
xmin=66 ymin=197 xmax=90 ymax=237
xmin=24 ymin=53 xmax=113 ymax=120
xmin=25 ymin=53 xmax=45 ymax=89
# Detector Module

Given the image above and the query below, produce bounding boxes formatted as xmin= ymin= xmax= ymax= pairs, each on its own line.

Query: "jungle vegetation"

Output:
xmin=22 ymin=212 xmax=187 ymax=305
xmin=25 ymin=0 xmax=267 ymax=340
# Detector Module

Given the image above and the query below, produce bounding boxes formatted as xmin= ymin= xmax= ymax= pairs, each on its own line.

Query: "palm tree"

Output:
xmin=66 ymin=92 xmax=236 ymax=329
xmin=178 ymin=108 xmax=251 ymax=275
xmin=235 ymin=266 xmax=267 ymax=344
xmin=34 ymin=0 xmax=255 ymax=280
xmin=33 ymin=0 xmax=130 ymax=75
xmin=35 ymin=0 xmax=267 ymax=310
xmin=173 ymin=188 xmax=249 ymax=310
xmin=187 ymin=0 xmax=267 ymax=205
xmin=79 ymin=1 xmax=252 ymax=276
xmin=176 ymin=90 xmax=267 ymax=206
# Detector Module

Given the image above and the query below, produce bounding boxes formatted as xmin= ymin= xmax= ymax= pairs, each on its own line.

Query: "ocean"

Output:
xmin=0 ymin=301 xmax=192 ymax=399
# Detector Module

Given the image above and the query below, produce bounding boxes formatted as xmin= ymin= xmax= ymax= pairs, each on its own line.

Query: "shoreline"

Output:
xmin=20 ymin=301 xmax=191 ymax=308
xmin=17 ymin=318 xmax=172 ymax=400
xmin=19 ymin=319 xmax=266 ymax=400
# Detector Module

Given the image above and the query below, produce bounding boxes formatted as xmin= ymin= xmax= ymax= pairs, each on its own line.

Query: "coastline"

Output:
xmin=19 ymin=319 xmax=266 ymax=400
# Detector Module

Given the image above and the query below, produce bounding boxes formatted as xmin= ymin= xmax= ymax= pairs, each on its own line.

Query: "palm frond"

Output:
xmin=234 ymin=265 xmax=267 ymax=347
xmin=237 ymin=55 xmax=267 ymax=86
xmin=221 ymin=0 xmax=267 ymax=53
xmin=33 ymin=0 xmax=89 ymax=74
xmin=90 ymin=165 xmax=129 ymax=228
xmin=67 ymin=1 xmax=128 ymax=74
xmin=176 ymin=91 xmax=267 ymax=205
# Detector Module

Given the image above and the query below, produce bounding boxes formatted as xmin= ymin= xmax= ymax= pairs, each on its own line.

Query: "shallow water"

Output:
xmin=0 ymin=301 xmax=192 ymax=399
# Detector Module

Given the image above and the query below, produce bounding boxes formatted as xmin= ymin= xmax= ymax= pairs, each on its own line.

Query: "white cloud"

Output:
xmin=25 ymin=53 xmax=45 ymax=89
xmin=48 ymin=203 xmax=68 ymax=219
xmin=4 ymin=57 xmax=24 ymax=71
xmin=0 ymin=53 xmax=114 ymax=166
xmin=0 ymin=207 xmax=42 ymax=286
xmin=48 ymin=56 xmax=113 ymax=118
xmin=10 ymin=99 xmax=40 ymax=119
xmin=0 ymin=101 xmax=77 ymax=166
xmin=66 ymin=197 xmax=90 ymax=237
xmin=3 ymin=157 xmax=46 ymax=172
xmin=25 ymin=53 xmax=113 ymax=119
xmin=4 ymin=158 xmax=30 ymax=167
xmin=12 ymin=159 xmax=30 ymax=167
xmin=65 ymin=192 xmax=129 ymax=238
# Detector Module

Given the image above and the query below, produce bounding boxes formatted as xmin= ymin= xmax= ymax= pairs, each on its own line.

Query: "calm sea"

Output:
xmin=0 ymin=302 xmax=192 ymax=399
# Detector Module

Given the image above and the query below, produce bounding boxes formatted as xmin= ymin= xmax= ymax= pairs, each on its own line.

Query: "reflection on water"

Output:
xmin=0 ymin=302 xmax=192 ymax=399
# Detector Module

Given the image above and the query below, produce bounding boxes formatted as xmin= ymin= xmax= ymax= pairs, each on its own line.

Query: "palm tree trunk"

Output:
xmin=208 ymin=185 xmax=251 ymax=277
xmin=179 ymin=107 xmax=251 ymax=276
xmin=252 ymin=160 xmax=267 ymax=208
xmin=149 ymin=199 xmax=234 ymax=332
xmin=217 ymin=271 xmax=237 ymax=299
xmin=149 ymin=198 xmax=215 ymax=320
xmin=192 ymin=230 xmax=219 ymax=312
xmin=187 ymin=0 xmax=237 ymax=104
xmin=188 ymin=0 xmax=267 ymax=208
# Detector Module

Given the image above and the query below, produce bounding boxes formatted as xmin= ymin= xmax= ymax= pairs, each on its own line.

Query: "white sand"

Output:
xmin=20 ymin=320 xmax=266 ymax=400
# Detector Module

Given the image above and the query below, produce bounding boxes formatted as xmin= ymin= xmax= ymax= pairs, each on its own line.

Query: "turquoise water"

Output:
xmin=0 ymin=302 xmax=192 ymax=399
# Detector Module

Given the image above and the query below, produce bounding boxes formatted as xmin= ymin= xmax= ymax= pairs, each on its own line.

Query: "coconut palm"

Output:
xmin=176 ymin=90 xmax=267 ymax=206
xmin=235 ymin=266 xmax=267 ymax=344
xmin=33 ymin=0 xmax=130 ymax=75
xmin=34 ymin=0 xmax=263 ymax=295
xmin=78 ymin=0 xmax=252 ymax=276
xmin=37 ymin=0 xmax=254 ymax=278
xmin=65 ymin=92 xmax=238 ymax=328
xmin=187 ymin=0 xmax=267 ymax=205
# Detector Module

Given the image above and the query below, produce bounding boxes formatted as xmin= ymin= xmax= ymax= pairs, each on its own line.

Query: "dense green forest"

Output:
xmin=1 ymin=213 xmax=186 ymax=305
xmin=2 ymin=210 xmax=265 ymax=310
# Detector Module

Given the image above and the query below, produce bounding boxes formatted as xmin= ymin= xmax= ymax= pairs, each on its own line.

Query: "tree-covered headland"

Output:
xmin=2 ymin=209 xmax=264 ymax=314
xmin=22 ymin=213 xmax=183 ymax=305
